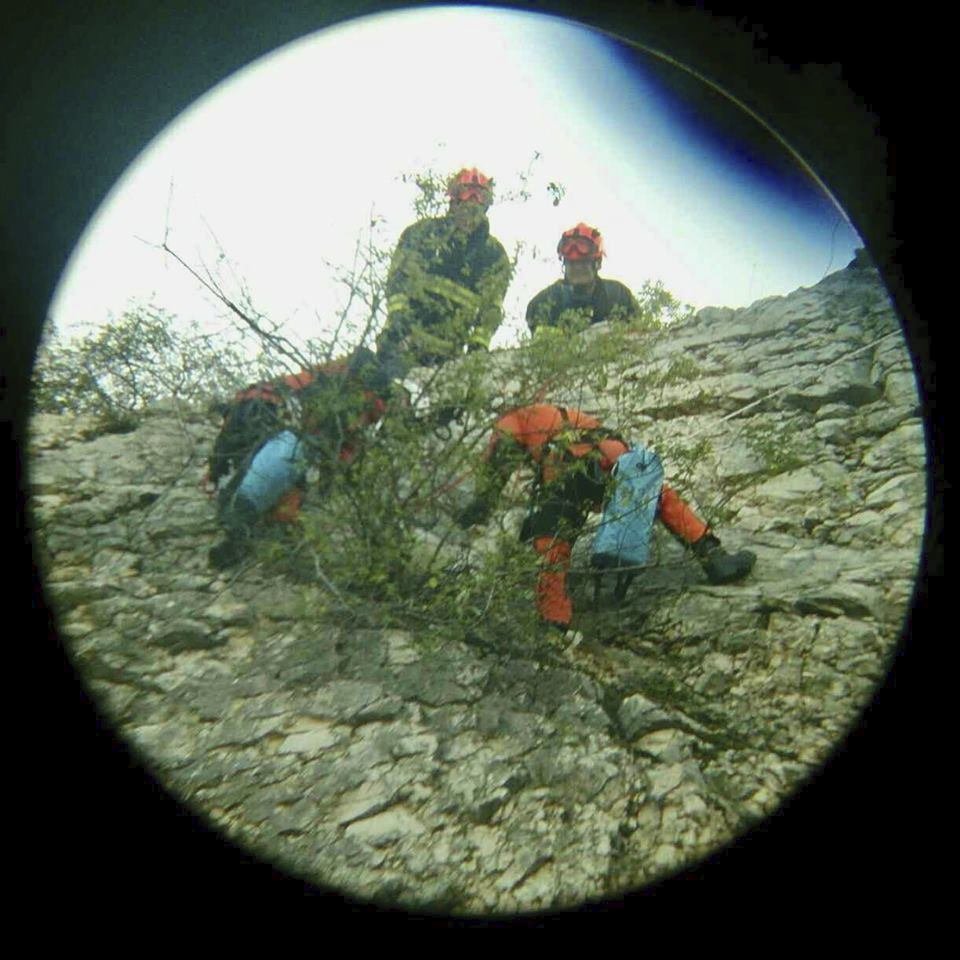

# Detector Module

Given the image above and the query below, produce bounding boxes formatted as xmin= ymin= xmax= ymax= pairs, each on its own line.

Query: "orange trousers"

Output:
xmin=532 ymin=484 xmax=708 ymax=626
xmin=268 ymin=487 xmax=304 ymax=523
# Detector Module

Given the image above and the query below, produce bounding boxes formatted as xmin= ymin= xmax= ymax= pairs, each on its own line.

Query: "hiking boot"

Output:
xmin=692 ymin=534 xmax=756 ymax=584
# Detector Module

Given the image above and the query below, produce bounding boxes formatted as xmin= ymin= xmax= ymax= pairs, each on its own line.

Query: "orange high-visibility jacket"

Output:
xmin=487 ymin=403 xmax=628 ymax=483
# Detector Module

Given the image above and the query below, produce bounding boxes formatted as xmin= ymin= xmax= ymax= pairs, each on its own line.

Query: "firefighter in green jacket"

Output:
xmin=526 ymin=222 xmax=640 ymax=334
xmin=377 ymin=168 xmax=512 ymax=380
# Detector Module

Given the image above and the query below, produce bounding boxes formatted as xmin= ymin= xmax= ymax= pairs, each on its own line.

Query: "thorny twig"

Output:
xmin=144 ymin=236 xmax=313 ymax=374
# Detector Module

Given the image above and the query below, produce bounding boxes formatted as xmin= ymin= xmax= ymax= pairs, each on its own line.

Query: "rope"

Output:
xmin=632 ymin=325 xmax=904 ymax=551
xmin=715 ymin=329 xmax=901 ymax=425
xmin=399 ymin=329 xmax=903 ymax=519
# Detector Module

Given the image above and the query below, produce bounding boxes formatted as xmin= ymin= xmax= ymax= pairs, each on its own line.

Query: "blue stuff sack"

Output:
xmin=590 ymin=445 xmax=664 ymax=569
xmin=233 ymin=430 xmax=307 ymax=516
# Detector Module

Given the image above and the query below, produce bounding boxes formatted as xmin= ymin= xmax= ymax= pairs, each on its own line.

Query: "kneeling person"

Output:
xmin=456 ymin=403 xmax=756 ymax=632
xmin=205 ymin=347 xmax=392 ymax=570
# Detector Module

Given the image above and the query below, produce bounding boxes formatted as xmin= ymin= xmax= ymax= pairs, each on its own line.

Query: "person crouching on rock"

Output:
xmin=203 ymin=346 xmax=393 ymax=570
xmin=455 ymin=403 xmax=756 ymax=636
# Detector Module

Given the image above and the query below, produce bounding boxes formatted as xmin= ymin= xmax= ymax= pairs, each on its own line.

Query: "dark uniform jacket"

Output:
xmin=377 ymin=215 xmax=511 ymax=373
xmin=525 ymin=278 xmax=639 ymax=334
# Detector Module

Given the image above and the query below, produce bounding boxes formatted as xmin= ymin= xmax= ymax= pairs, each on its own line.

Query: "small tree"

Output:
xmin=260 ymin=303 xmax=710 ymax=648
xmin=31 ymin=305 xmax=262 ymax=428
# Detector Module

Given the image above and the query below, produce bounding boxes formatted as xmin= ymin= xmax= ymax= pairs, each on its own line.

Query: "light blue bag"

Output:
xmin=233 ymin=430 xmax=307 ymax=516
xmin=591 ymin=445 xmax=664 ymax=569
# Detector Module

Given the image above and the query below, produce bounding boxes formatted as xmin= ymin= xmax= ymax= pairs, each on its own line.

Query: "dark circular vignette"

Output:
xmin=4 ymin=0 xmax=932 ymax=920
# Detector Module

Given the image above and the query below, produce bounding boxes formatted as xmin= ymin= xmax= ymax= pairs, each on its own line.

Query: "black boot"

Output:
xmin=692 ymin=533 xmax=756 ymax=584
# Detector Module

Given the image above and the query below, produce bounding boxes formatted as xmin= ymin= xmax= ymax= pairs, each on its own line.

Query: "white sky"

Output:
xmin=48 ymin=4 xmax=862 ymax=354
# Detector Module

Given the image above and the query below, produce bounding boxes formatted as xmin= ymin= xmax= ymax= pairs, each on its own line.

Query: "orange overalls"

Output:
xmin=483 ymin=404 xmax=708 ymax=626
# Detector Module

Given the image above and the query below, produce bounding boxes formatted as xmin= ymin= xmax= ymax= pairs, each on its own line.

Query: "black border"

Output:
xmin=4 ymin=0 xmax=934 ymax=922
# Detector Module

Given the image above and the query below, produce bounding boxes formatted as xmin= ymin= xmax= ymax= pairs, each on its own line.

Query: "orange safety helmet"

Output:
xmin=447 ymin=167 xmax=494 ymax=205
xmin=557 ymin=222 xmax=605 ymax=262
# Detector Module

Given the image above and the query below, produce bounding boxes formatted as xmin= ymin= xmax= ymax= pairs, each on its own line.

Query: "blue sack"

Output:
xmin=591 ymin=445 xmax=664 ymax=569
xmin=232 ymin=430 xmax=307 ymax=516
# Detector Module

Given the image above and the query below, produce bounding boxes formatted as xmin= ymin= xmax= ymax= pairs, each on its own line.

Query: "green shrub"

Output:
xmin=31 ymin=306 xmax=261 ymax=428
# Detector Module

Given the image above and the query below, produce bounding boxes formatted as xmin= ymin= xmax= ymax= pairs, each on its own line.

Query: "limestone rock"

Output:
xmin=148 ymin=618 xmax=225 ymax=651
xmin=29 ymin=262 xmax=925 ymax=915
xmin=619 ymin=693 xmax=676 ymax=739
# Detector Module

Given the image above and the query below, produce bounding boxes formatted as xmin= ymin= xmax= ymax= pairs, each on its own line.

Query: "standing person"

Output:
xmin=377 ymin=167 xmax=512 ymax=379
xmin=204 ymin=346 xmax=393 ymax=570
xmin=525 ymin=223 xmax=640 ymax=334
xmin=456 ymin=403 xmax=756 ymax=633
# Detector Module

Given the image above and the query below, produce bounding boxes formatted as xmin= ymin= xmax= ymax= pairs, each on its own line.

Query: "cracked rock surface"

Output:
xmin=29 ymin=261 xmax=925 ymax=914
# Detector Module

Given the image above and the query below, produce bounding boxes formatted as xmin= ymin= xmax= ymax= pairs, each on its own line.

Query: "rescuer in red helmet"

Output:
xmin=377 ymin=167 xmax=512 ymax=380
xmin=525 ymin=222 xmax=641 ymax=334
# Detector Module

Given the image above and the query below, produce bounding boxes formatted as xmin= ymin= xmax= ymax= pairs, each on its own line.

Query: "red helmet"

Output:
xmin=558 ymin=223 xmax=605 ymax=261
xmin=447 ymin=168 xmax=494 ymax=205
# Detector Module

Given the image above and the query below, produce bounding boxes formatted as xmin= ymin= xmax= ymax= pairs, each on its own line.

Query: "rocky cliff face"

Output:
xmin=29 ymin=258 xmax=925 ymax=914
